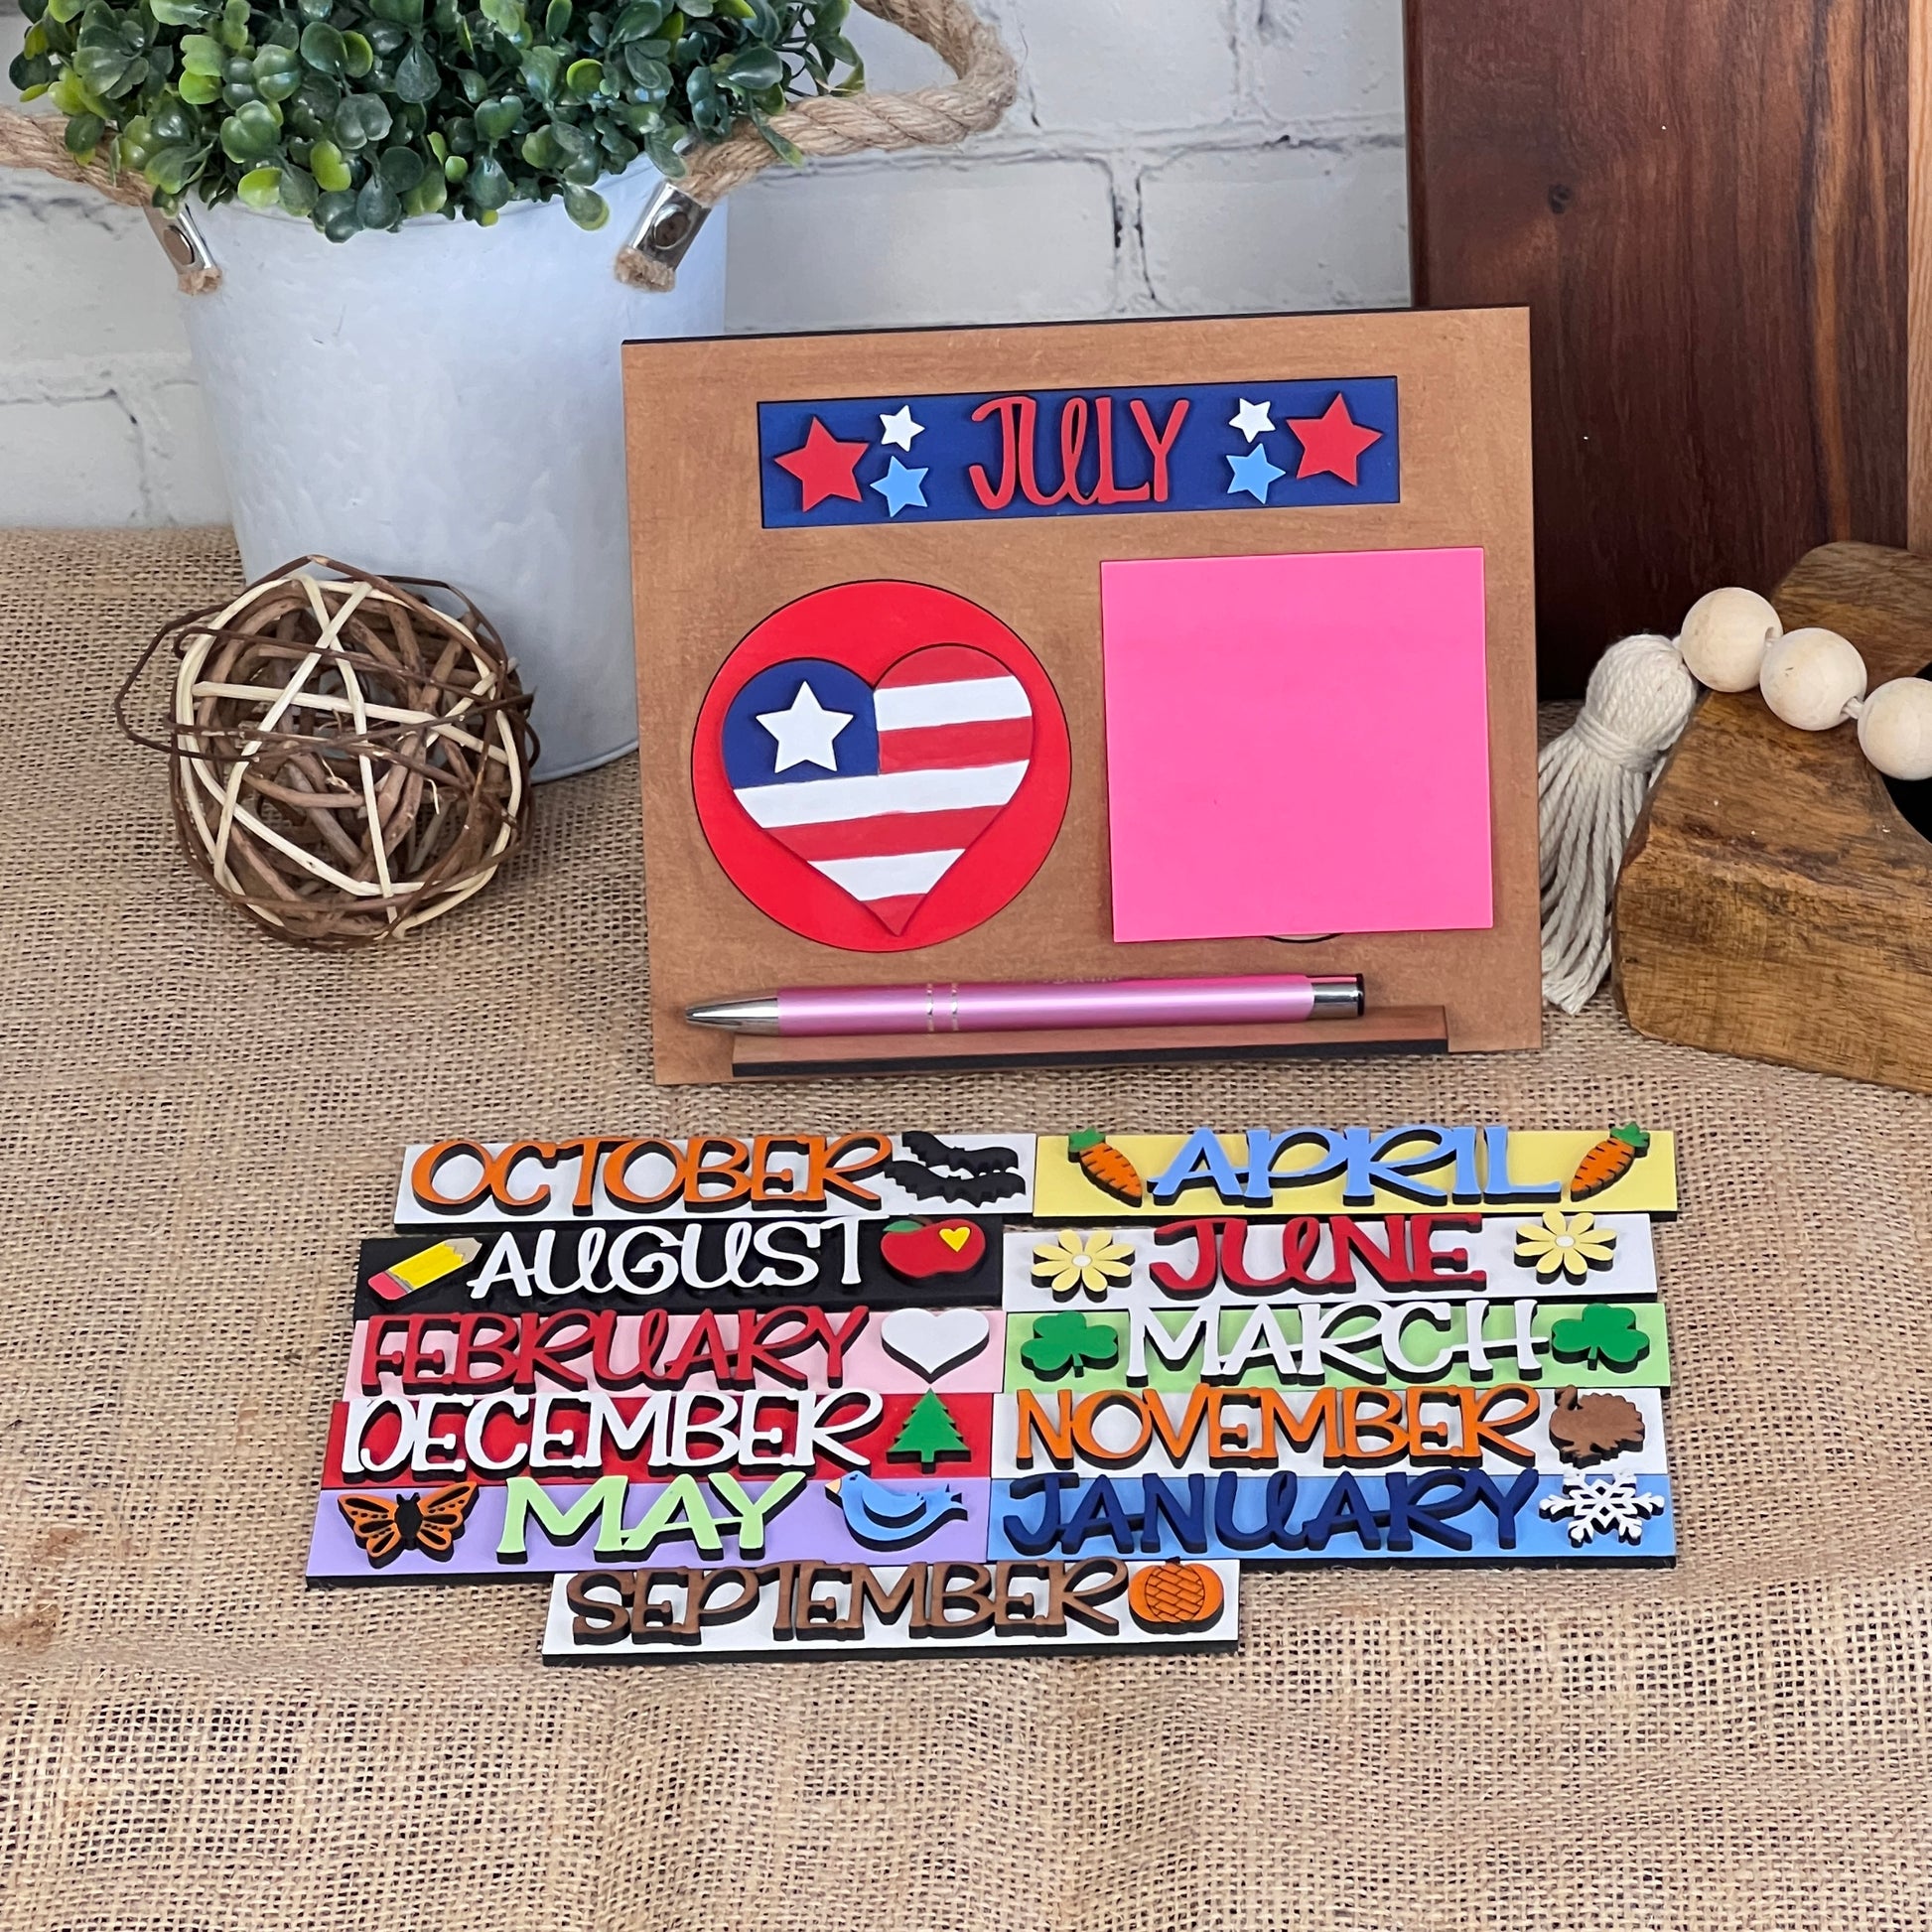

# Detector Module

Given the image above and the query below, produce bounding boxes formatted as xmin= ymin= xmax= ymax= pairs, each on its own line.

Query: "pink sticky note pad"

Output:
xmin=1100 ymin=548 xmax=1493 ymax=942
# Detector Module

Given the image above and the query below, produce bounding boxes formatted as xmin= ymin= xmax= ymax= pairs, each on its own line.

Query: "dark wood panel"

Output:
xmin=1406 ymin=0 xmax=1908 ymax=695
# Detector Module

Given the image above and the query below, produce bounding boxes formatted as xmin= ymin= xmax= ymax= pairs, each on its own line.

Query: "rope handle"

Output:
xmin=618 ymin=0 xmax=1017 ymax=289
xmin=0 ymin=0 xmax=1016 ymax=296
xmin=0 ymin=96 xmax=223 ymax=292
xmin=0 ymin=102 xmax=154 ymax=204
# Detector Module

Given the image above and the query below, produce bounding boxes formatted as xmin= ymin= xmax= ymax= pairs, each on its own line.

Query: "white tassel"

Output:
xmin=1538 ymin=633 xmax=1700 ymax=1013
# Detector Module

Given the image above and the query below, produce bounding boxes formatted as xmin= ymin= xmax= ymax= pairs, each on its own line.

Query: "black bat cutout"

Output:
xmin=900 ymin=1131 xmax=1023 ymax=1176
xmin=882 ymin=1161 xmax=1028 ymax=1206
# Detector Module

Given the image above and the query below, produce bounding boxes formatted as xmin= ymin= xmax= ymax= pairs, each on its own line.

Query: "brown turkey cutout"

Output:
xmin=1547 ymin=1386 xmax=1647 ymax=1468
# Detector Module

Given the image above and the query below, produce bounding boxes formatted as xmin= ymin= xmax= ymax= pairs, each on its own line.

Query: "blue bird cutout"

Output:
xmin=832 ymin=1471 xmax=968 ymax=1550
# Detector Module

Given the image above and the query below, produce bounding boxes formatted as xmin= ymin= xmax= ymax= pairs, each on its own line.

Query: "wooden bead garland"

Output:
xmin=1756 ymin=626 xmax=1865 ymax=732
xmin=1672 ymin=588 xmax=1932 ymax=767
xmin=1857 ymin=677 xmax=1932 ymax=782
xmin=119 ymin=557 xmax=536 ymax=946
xmin=1678 ymin=587 xmax=1781 ymax=692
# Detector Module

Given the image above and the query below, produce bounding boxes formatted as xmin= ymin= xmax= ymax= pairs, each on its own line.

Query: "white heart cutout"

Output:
xmin=880 ymin=1307 xmax=992 ymax=1382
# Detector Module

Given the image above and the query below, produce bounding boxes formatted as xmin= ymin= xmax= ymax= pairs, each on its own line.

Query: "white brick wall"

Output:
xmin=0 ymin=0 xmax=1409 ymax=524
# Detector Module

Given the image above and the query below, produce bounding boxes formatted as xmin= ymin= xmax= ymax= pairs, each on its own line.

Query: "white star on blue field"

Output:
xmin=872 ymin=456 xmax=930 ymax=516
xmin=1226 ymin=444 xmax=1286 ymax=503
xmin=756 ymin=680 xmax=852 ymax=772
xmin=879 ymin=405 xmax=925 ymax=451
xmin=1228 ymin=396 xmax=1276 ymax=441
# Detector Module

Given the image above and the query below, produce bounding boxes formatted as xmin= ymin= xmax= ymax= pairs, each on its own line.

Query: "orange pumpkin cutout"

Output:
xmin=1127 ymin=1559 xmax=1225 ymax=1632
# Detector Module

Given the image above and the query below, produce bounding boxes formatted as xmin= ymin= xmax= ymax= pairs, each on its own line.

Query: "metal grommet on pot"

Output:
xmin=628 ymin=181 xmax=710 ymax=273
xmin=144 ymin=202 xmax=213 ymax=277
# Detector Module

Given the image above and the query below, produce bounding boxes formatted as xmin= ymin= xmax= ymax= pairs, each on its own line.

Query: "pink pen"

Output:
xmin=686 ymin=974 xmax=1364 ymax=1035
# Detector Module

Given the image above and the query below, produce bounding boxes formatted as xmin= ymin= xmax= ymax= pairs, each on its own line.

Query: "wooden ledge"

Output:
xmin=730 ymin=1007 xmax=1450 ymax=1078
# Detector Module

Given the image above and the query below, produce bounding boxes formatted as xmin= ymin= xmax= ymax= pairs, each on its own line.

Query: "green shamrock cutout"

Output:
xmin=1548 ymin=1303 xmax=1651 ymax=1371
xmin=1020 ymin=1311 xmax=1121 ymax=1381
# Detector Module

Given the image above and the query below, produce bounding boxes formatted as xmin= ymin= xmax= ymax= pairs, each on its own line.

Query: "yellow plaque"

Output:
xmin=1035 ymin=1128 xmax=1678 ymax=1219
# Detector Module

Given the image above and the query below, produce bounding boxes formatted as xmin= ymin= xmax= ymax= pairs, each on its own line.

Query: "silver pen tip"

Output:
xmin=685 ymin=998 xmax=782 ymax=1034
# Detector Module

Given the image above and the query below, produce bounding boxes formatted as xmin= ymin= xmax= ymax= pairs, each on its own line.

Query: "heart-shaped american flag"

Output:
xmin=720 ymin=644 xmax=1036 ymax=933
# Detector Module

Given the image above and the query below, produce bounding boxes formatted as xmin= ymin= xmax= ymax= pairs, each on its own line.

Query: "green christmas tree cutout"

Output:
xmin=888 ymin=1390 xmax=970 ymax=1471
xmin=1548 ymin=1303 xmax=1651 ymax=1371
xmin=1020 ymin=1310 xmax=1121 ymax=1381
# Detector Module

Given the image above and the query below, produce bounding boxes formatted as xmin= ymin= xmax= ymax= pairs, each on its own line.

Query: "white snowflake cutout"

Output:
xmin=1538 ymin=1472 xmax=1667 ymax=1547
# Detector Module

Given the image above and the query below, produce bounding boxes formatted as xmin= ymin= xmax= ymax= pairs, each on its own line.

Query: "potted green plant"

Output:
xmin=3 ymin=0 xmax=1015 ymax=772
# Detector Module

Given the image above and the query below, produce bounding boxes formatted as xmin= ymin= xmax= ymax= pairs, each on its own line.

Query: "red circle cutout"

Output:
xmin=692 ymin=581 xmax=1071 ymax=952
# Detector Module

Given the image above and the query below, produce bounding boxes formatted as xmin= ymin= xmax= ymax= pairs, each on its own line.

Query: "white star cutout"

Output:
xmin=758 ymin=681 xmax=852 ymax=772
xmin=1229 ymin=397 xmax=1276 ymax=442
xmin=879 ymin=405 xmax=924 ymax=452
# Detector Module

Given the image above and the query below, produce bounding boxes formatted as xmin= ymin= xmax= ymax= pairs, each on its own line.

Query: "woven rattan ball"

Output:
xmin=135 ymin=558 xmax=536 ymax=946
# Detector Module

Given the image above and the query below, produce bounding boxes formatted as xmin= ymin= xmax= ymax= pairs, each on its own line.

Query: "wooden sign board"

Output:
xmin=542 ymin=1559 xmax=1243 ymax=1660
xmin=1000 ymin=1215 xmax=1661 ymax=1307
xmin=623 ymin=313 xmax=1540 ymax=1085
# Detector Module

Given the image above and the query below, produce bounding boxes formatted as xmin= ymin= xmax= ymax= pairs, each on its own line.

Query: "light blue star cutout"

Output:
xmin=1226 ymin=445 xmax=1286 ymax=504
xmin=871 ymin=456 xmax=929 ymax=517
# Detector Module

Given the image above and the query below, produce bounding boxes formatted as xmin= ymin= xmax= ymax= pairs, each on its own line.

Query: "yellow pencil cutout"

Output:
xmin=368 ymin=1237 xmax=483 ymax=1304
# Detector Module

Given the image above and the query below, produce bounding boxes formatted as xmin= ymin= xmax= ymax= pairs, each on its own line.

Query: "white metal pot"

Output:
xmin=178 ymin=167 xmax=727 ymax=777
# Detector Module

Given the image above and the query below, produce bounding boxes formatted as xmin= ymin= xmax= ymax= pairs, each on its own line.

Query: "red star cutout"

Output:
xmin=1285 ymin=394 xmax=1383 ymax=486
xmin=773 ymin=418 xmax=869 ymax=512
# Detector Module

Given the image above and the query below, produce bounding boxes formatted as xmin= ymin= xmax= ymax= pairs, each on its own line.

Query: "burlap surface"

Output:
xmin=1 ymin=527 xmax=1928 ymax=1931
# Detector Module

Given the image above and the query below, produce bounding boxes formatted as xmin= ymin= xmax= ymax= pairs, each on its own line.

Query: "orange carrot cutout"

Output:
xmin=1568 ymin=1124 xmax=1650 ymax=1201
xmin=1067 ymin=1130 xmax=1146 ymax=1205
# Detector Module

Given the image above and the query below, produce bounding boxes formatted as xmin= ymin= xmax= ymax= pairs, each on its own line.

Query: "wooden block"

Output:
xmin=1615 ymin=541 xmax=1932 ymax=1091
xmin=1003 ymin=1214 xmax=1660 ymax=1309
xmin=1032 ymin=1128 xmax=1680 ymax=1219
xmin=729 ymin=1008 xmax=1450 ymax=1078
xmin=989 ymin=1386 xmax=1670 ymax=1478
xmin=541 ymin=1559 xmax=1243 ymax=1660
xmin=988 ymin=1471 xmax=1676 ymax=1563
xmin=344 ymin=1309 xmax=1010 ymax=1398
xmin=324 ymin=1391 xmax=997 ymax=1489
xmin=394 ymin=1133 xmax=1039 ymax=1224
xmin=1405 ymin=0 xmax=1907 ymax=693
xmin=355 ymin=1216 xmax=1005 ymax=1316
xmin=1001 ymin=1301 xmax=1673 ymax=1394
xmin=309 ymin=1476 xmax=998 ymax=1581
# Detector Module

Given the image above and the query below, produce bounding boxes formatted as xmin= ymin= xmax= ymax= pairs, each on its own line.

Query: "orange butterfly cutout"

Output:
xmin=338 ymin=1480 xmax=481 ymax=1567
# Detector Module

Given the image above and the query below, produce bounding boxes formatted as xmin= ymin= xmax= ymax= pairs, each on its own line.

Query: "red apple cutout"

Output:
xmin=879 ymin=1218 xmax=987 ymax=1280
